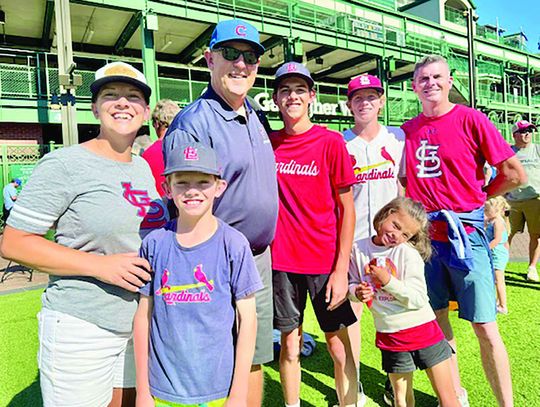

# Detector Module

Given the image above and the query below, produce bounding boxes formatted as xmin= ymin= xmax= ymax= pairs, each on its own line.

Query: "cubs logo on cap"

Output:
xmin=235 ymin=25 xmax=247 ymax=37
xmin=274 ymin=61 xmax=314 ymax=89
xmin=347 ymin=74 xmax=384 ymax=98
xmin=90 ymin=61 xmax=151 ymax=102
xmin=163 ymin=142 xmax=221 ymax=177
xmin=209 ymin=19 xmax=264 ymax=55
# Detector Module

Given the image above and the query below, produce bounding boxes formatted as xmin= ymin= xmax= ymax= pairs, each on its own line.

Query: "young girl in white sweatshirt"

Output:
xmin=349 ymin=197 xmax=459 ymax=407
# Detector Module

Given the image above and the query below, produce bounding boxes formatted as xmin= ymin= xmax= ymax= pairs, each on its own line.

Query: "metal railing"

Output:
xmin=477 ymin=60 xmax=502 ymax=77
xmin=444 ymin=5 xmax=466 ymax=27
xmin=476 ymin=25 xmax=499 ymax=41
xmin=0 ymin=63 xmax=39 ymax=98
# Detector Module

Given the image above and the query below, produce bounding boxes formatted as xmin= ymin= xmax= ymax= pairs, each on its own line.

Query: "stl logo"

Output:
xmin=287 ymin=63 xmax=297 ymax=72
xmin=183 ymin=146 xmax=199 ymax=161
xmin=122 ymin=182 xmax=152 ymax=217
xmin=235 ymin=25 xmax=247 ymax=36
xmin=415 ymin=140 xmax=442 ymax=178
xmin=359 ymin=75 xmax=371 ymax=85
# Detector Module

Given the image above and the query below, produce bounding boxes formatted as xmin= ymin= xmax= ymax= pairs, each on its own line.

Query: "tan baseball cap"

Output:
xmin=90 ymin=62 xmax=151 ymax=102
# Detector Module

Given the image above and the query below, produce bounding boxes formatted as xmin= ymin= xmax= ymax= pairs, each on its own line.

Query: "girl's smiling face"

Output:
xmin=374 ymin=209 xmax=421 ymax=247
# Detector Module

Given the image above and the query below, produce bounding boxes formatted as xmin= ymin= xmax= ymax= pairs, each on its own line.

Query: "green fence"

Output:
xmin=0 ymin=143 xmax=62 ymax=210
xmin=0 ymin=63 xmax=39 ymax=98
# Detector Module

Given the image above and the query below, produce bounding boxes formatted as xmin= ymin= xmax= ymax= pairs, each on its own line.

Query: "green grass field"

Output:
xmin=1 ymin=262 xmax=539 ymax=407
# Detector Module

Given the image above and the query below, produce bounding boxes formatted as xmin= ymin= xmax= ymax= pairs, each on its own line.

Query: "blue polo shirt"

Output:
xmin=163 ymin=85 xmax=278 ymax=253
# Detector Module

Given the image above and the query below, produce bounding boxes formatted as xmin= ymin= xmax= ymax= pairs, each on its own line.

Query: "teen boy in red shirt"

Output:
xmin=270 ymin=61 xmax=358 ymax=407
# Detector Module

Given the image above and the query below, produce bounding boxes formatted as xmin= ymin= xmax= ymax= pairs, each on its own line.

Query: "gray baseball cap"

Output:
xmin=274 ymin=61 xmax=314 ymax=89
xmin=163 ymin=142 xmax=221 ymax=177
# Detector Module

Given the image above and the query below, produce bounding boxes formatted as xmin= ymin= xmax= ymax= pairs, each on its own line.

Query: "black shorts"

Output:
xmin=381 ymin=339 xmax=453 ymax=374
xmin=273 ymin=270 xmax=357 ymax=333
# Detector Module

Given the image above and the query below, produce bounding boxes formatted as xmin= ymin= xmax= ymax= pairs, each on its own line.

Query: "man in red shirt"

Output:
xmin=270 ymin=61 xmax=358 ymax=407
xmin=142 ymin=99 xmax=180 ymax=196
xmin=402 ymin=54 xmax=526 ymax=406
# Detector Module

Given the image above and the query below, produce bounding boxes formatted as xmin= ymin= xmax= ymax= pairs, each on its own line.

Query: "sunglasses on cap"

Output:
xmin=214 ymin=46 xmax=260 ymax=65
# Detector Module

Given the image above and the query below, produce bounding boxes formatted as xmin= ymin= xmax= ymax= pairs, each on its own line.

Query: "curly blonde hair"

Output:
xmin=485 ymin=196 xmax=510 ymax=232
xmin=485 ymin=196 xmax=509 ymax=216
xmin=373 ymin=197 xmax=432 ymax=260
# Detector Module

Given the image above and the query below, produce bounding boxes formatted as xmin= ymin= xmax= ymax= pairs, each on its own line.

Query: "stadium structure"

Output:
xmin=0 ymin=0 xmax=538 ymax=202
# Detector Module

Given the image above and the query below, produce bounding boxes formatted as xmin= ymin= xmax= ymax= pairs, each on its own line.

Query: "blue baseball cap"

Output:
xmin=209 ymin=19 xmax=265 ymax=55
xmin=274 ymin=62 xmax=314 ymax=90
xmin=163 ymin=142 xmax=221 ymax=177
xmin=13 ymin=178 xmax=22 ymax=186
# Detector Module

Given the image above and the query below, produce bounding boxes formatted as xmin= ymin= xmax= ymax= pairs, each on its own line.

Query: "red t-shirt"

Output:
xmin=376 ymin=320 xmax=445 ymax=352
xmin=402 ymin=104 xmax=514 ymax=213
xmin=270 ymin=125 xmax=356 ymax=274
xmin=141 ymin=139 xmax=165 ymax=197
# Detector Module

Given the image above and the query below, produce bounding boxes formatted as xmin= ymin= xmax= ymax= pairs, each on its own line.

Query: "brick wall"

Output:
xmin=0 ymin=123 xmax=43 ymax=144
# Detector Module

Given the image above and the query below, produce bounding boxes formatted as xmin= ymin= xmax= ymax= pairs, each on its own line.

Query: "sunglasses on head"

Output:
xmin=214 ymin=46 xmax=260 ymax=65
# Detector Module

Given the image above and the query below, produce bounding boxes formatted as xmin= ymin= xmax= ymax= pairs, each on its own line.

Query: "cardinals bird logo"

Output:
xmin=155 ymin=269 xmax=171 ymax=295
xmin=380 ymin=146 xmax=395 ymax=167
xmin=194 ymin=264 xmax=214 ymax=291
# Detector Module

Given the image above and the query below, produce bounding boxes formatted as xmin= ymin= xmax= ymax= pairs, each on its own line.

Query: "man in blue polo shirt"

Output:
xmin=163 ymin=19 xmax=278 ymax=406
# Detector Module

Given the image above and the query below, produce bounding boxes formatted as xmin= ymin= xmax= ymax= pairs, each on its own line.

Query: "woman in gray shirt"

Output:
xmin=0 ymin=62 xmax=164 ymax=407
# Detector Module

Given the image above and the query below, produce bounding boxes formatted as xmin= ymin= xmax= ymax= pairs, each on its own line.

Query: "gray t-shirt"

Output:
xmin=506 ymin=144 xmax=540 ymax=201
xmin=8 ymin=144 xmax=166 ymax=333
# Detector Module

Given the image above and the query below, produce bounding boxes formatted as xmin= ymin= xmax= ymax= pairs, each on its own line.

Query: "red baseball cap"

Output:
xmin=511 ymin=120 xmax=537 ymax=134
xmin=347 ymin=75 xmax=384 ymax=98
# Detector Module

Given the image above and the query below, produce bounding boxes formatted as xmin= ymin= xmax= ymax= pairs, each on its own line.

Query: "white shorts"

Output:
xmin=37 ymin=308 xmax=135 ymax=407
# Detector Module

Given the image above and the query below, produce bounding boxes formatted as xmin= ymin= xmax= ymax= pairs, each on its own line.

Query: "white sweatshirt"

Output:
xmin=348 ymin=238 xmax=436 ymax=333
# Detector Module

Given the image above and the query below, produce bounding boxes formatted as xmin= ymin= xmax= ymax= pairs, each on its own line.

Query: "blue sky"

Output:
xmin=474 ymin=0 xmax=539 ymax=52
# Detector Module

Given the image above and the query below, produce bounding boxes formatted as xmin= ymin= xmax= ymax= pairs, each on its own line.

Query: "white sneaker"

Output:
xmin=458 ymin=388 xmax=470 ymax=407
xmin=527 ymin=266 xmax=539 ymax=282
xmin=357 ymin=382 xmax=367 ymax=407
xmin=332 ymin=382 xmax=367 ymax=407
